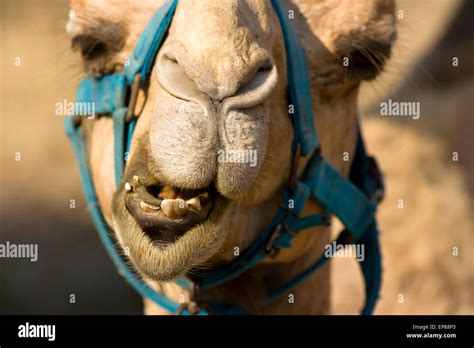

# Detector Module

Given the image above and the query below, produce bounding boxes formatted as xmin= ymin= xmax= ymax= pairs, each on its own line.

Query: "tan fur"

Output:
xmin=68 ymin=0 xmax=396 ymax=314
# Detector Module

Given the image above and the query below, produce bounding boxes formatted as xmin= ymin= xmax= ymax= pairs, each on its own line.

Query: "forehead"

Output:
xmin=170 ymin=0 xmax=274 ymax=54
xmin=173 ymin=0 xmax=272 ymax=34
xmin=67 ymin=0 xmax=276 ymax=62
xmin=67 ymin=0 xmax=163 ymax=36
xmin=69 ymin=0 xmax=164 ymax=13
xmin=68 ymin=0 xmax=273 ymax=32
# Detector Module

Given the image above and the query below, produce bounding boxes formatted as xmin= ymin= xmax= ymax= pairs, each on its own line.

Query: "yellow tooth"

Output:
xmin=132 ymin=175 xmax=141 ymax=186
xmin=161 ymin=199 xmax=187 ymax=219
xmin=186 ymin=197 xmax=201 ymax=212
xmin=124 ymin=182 xmax=133 ymax=193
xmin=139 ymin=201 xmax=160 ymax=213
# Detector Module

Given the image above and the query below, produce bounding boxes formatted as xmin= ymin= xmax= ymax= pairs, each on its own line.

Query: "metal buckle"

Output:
xmin=264 ymin=223 xmax=282 ymax=256
xmin=264 ymin=220 xmax=295 ymax=257
xmin=288 ymin=143 xmax=301 ymax=193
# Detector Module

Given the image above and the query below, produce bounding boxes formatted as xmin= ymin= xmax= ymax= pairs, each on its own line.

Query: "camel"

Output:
xmin=66 ymin=0 xmax=396 ymax=314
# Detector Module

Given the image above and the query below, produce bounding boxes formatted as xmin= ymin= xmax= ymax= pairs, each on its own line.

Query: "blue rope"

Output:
xmin=125 ymin=0 xmax=178 ymax=83
xmin=271 ymin=0 xmax=318 ymax=155
xmin=125 ymin=117 xmax=137 ymax=155
xmin=198 ymin=204 xmax=288 ymax=288
xmin=64 ymin=117 xmax=182 ymax=314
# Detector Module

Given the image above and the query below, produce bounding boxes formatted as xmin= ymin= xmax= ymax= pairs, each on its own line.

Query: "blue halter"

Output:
xmin=64 ymin=0 xmax=384 ymax=315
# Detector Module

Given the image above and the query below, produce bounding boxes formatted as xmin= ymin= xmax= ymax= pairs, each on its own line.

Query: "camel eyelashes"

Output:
xmin=347 ymin=40 xmax=392 ymax=81
xmin=68 ymin=18 xmax=126 ymax=76
xmin=72 ymin=35 xmax=109 ymax=60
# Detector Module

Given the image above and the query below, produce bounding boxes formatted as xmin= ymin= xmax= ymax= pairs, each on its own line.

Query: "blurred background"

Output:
xmin=1 ymin=0 xmax=472 ymax=314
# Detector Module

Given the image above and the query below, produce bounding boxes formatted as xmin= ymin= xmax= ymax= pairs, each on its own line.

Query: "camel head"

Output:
xmin=67 ymin=0 xmax=396 ymax=284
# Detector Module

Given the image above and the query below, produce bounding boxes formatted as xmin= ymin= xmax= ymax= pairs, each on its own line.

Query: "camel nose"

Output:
xmin=155 ymin=44 xmax=278 ymax=110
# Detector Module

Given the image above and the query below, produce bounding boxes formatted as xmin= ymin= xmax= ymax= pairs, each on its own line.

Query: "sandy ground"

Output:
xmin=0 ymin=0 xmax=472 ymax=314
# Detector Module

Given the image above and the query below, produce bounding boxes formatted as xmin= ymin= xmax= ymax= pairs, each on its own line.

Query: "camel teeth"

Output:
xmin=161 ymin=199 xmax=187 ymax=219
xmin=139 ymin=201 xmax=160 ymax=213
xmin=132 ymin=175 xmax=141 ymax=186
xmin=186 ymin=197 xmax=201 ymax=212
xmin=124 ymin=182 xmax=133 ymax=193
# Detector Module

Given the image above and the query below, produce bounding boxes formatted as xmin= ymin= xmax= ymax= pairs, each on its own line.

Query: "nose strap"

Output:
xmin=271 ymin=0 xmax=318 ymax=155
xmin=125 ymin=0 xmax=178 ymax=83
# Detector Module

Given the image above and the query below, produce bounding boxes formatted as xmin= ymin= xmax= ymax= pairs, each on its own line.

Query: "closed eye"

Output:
xmin=70 ymin=21 xmax=126 ymax=76
xmin=346 ymin=39 xmax=393 ymax=81
xmin=72 ymin=35 xmax=109 ymax=60
xmin=68 ymin=17 xmax=126 ymax=76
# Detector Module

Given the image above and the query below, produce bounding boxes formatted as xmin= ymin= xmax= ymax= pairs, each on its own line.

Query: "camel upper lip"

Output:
xmin=123 ymin=176 xmax=217 ymax=244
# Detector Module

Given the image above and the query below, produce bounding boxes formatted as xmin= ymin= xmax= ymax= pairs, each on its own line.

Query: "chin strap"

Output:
xmin=64 ymin=0 xmax=384 ymax=315
xmin=65 ymin=0 xmax=185 ymax=315
xmin=183 ymin=126 xmax=384 ymax=315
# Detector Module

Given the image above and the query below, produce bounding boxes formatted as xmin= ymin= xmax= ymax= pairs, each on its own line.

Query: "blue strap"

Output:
xmin=196 ymin=182 xmax=327 ymax=288
xmin=349 ymin=126 xmax=385 ymax=204
xmin=271 ymin=0 xmax=318 ymax=155
xmin=64 ymin=117 xmax=182 ymax=314
xmin=267 ymin=251 xmax=331 ymax=302
xmin=198 ymin=203 xmax=288 ymax=288
xmin=264 ymin=224 xmax=379 ymax=314
xmin=63 ymin=0 xmax=186 ymax=315
xmin=260 ymin=130 xmax=382 ymax=314
xmin=289 ymin=182 xmax=312 ymax=215
xmin=64 ymin=0 xmax=197 ymax=316
xmin=125 ymin=118 xmax=137 ymax=156
xmin=348 ymin=126 xmax=383 ymax=314
xmin=273 ymin=182 xmax=330 ymax=249
xmin=75 ymin=74 xmax=128 ymax=114
xmin=304 ymin=155 xmax=376 ymax=239
xmin=74 ymin=74 xmax=129 ymax=185
xmin=125 ymin=0 xmax=178 ymax=83
xmin=288 ymin=214 xmax=329 ymax=233
xmin=357 ymin=221 xmax=382 ymax=315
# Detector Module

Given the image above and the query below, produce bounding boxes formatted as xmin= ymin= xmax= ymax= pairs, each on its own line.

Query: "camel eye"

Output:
xmin=71 ymin=31 xmax=124 ymax=76
xmin=346 ymin=40 xmax=392 ymax=81
xmin=72 ymin=35 xmax=109 ymax=60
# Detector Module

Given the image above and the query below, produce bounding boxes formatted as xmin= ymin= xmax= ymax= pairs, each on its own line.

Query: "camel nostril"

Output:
xmin=157 ymin=43 xmax=277 ymax=106
xmin=156 ymin=49 xmax=209 ymax=105
xmin=219 ymin=61 xmax=278 ymax=113
xmin=257 ymin=57 xmax=274 ymax=73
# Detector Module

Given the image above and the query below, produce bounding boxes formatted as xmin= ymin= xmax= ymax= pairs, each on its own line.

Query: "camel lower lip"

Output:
xmin=124 ymin=178 xmax=217 ymax=244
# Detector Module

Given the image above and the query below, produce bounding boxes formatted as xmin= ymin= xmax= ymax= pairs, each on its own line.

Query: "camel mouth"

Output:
xmin=123 ymin=176 xmax=221 ymax=246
